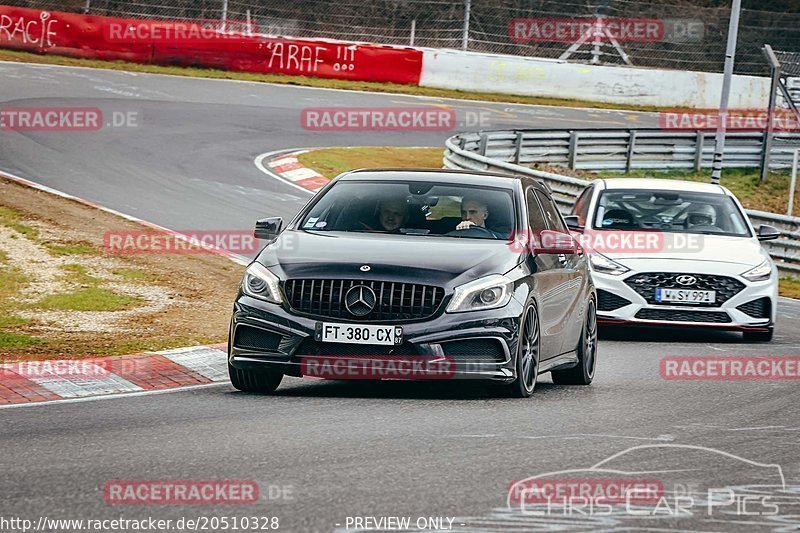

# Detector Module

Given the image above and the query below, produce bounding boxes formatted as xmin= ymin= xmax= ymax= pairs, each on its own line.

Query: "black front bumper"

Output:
xmin=228 ymin=295 xmax=524 ymax=382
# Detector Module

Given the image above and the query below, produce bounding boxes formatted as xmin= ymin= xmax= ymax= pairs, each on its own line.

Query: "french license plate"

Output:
xmin=316 ymin=322 xmax=403 ymax=345
xmin=655 ymin=288 xmax=716 ymax=304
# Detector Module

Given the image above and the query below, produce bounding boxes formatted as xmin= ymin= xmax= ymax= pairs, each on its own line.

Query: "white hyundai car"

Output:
xmin=564 ymin=179 xmax=779 ymax=342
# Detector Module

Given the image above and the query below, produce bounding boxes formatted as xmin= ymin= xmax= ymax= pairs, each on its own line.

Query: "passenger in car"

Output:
xmin=378 ymin=198 xmax=409 ymax=232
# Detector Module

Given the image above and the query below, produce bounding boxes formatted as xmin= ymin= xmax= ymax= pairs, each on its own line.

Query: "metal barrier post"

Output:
xmin=514 ymin=132 xmax=523 ymax=165
xmin=478 ymin=133 xmax=488 ymax=156
xmin=568 ymin=131 xmax=579 ymax=170
xmin=626 ymin=131 xmax=637 ymax=173
xmin=694 ymin=131 xmax=705 ymax=171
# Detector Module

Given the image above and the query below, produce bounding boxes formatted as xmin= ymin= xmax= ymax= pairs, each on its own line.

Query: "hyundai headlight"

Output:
xmin=741 ymin=260 xmax=772 ymax=282
xmin=589 ymin=253 xmax=630 ymax=276
xmin=241 ymin=262 xmax=283 ymax=303
xmin=446 ymin=274 xmax=514 ymax=313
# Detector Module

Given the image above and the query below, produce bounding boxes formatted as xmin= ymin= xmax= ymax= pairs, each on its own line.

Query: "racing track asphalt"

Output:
xmin=1 ymin=62 xmax=800 ymax=532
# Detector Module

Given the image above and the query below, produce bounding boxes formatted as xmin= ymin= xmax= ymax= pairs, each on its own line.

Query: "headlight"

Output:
xmin=741 ymin=260 xmax=772 ymax=282
xmin=446 ymin=274 xmax=513 ymax=313
xmin=241 ymin=262 xmax=283 ymax=303
xmin=589 ymin=253 xmax=630 ymax=276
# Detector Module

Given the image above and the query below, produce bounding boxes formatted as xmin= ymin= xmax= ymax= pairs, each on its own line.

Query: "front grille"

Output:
xmin=441 ymin=339 xmax=506 ymax=361
xmin=283 ymin=279 xmax=445 ymax=322
xmin=737 ymin=297 xmax=771 ymax=319
xmin=597 ymin=289 xmax=631 ymax=311
xmin=233 ymin=325 xmax=282 ymax=351
xmin=635 ymin=309 xmax=732 ymax=323
xmin=624 ymin=273 xmax=744 ymax=307
xmin=294 ymin=338 xmax=418 ymax=357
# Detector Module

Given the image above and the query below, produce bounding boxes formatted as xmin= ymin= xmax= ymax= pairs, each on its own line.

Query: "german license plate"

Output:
xmin=655 ymin=288 xmax=716 ymax=304
xmin=316 ymin=323 xmax=403 ymax=345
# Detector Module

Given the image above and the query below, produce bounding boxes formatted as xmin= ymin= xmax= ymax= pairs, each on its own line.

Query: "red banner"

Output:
xmin=0 ymin=7 xmax=423 ymax=84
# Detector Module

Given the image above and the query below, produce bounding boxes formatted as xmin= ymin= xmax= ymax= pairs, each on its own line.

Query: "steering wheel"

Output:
xmin=444 ymin=225 xmax=498 ymax=238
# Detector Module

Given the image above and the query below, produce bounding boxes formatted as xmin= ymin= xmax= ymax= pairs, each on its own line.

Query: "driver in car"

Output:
xmin=685 ymin=206 xmax=716 ymax=229
xmin=455 ymin=197 xmax=502 ymax=237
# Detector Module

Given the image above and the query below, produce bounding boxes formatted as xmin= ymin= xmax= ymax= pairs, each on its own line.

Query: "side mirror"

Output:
xmin=563 ymin=215 xmax=585 ymax=232
xmin=254 ymin=217 xmax=283 ymax=240
xmin=532 ymin=229 xmax=577 ymax=255
xmin=757 ymin=224 xmax=781 ymax=241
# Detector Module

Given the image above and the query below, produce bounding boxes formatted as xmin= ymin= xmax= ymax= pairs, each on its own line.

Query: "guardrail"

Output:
xmin=450 ymin=128 xmax=800 ymax=173
xmin=444 ymin=129 xmax=800 ymax=276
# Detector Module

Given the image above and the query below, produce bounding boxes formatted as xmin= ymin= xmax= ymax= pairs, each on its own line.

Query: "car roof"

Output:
xmin=599 ymin=178 xmax=727 ymax=194
xmin=337 ymin=168 xmax=528 ymax=189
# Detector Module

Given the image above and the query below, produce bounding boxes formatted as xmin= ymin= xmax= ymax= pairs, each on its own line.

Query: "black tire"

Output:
xmin=503 ymin=304 xmax=541 ymax=398
xmin=743 ymin=328 xmax=773 ymax=342
xmin=552 ymin=297 xmax=597 ymax=386
xmin=228 ymin=363 xmax=283 ymax=393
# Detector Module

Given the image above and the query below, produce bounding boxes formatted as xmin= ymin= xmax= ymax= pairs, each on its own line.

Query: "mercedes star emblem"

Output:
xmin=345 ymin=285 xmax=377 ymax=316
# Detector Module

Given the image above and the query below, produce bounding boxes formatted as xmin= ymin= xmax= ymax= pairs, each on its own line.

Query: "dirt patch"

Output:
xmin=0 ymin=177 xmax=243 ymax=361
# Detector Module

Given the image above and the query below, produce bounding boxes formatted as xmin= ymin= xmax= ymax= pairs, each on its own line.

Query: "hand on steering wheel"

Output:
xmin=456 ymin=220 xmax=475 ymax=230
xmin=456 ymin=222 xmax=495 ymax=236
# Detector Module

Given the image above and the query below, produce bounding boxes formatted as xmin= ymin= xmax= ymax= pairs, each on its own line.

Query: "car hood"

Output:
xmin=600 ymin=234 xmax=769 ymax=267
xmin=257 ymin=230 xmax=521 ymax=287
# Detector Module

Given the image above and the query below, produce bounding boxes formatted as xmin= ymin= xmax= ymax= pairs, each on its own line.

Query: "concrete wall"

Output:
xmin=420 ymin=49 xmax=770 ymax=109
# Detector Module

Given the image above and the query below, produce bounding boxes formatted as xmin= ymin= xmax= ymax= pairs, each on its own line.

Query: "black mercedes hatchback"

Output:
xmin=228 ymin=169 xmax=597 ymax=397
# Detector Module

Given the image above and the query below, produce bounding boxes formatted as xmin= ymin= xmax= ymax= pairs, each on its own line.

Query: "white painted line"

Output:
xmin=0 ymin=169 xmax=251 ymax=266
xmin=159 ymin=346 xmax=229 ymax=382
xmin=0 ymin=382 xmax=229 ymax=410
xmin=32 ymin=373 xmax=143 ymax=398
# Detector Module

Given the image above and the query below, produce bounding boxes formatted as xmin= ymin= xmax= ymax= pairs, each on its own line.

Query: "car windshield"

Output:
xmin=592 ymin=189 xmax=751 ymax=237
xmin=299 ymin=180 xmax=516 ymax=239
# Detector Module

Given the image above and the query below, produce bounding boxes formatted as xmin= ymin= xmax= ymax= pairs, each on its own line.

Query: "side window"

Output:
xmin=526 ymin=188 xmax=547 ymax=231
xmin=535 ymin=190 xmax=569 ymax=232
xmin=573 ymin=186 xmax=593 ymax=225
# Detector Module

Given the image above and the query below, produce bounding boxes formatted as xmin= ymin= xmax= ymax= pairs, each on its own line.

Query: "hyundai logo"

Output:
xmin=345 ymin=285 xmax=377 ymax=316
xmin=360 ymin=265 xmax=371 ymax=272
xmin=676 ymin=275 xmax=698 ymax=286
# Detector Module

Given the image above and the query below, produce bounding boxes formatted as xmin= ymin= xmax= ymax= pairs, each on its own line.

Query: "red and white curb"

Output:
xmin=0 ymin=344 xmax=228 ymax=406
xmin=255 ymin=150 xmax=329 ymax=193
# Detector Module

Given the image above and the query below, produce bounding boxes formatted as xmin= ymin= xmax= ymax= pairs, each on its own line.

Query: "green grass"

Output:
xmin=112 ymin=268 xmax=152 ymax=282
xmin=780 ymin=277 xmax=800 ymax=299
xmin=59 ymin=263 xmax=100 ymax=286
xmin=45 ymin=242 xmax=96 ymax=256
xmin=298 ymin=147 xmax=444 ymax=180
xmin=37 ymin=287 xmax=142 ymax=312
xmin=0 ymin=48 xmax=670 ymax=113
xmin=0 ymin=206 xmax=39 ymax=239
xmin=0 ymin=332 xmax=45 ymax=349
